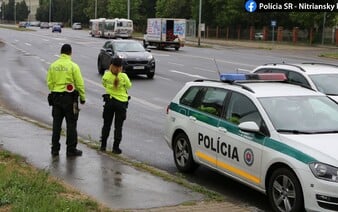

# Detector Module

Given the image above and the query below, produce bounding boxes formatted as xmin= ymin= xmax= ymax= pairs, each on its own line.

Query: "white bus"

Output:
xmin=89 ymin=18 xmax=106 ymax=37
xmin=103 ymin=18 xmax=133 ymax=39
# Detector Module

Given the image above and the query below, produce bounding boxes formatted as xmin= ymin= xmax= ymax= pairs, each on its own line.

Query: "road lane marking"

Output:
xmin=25 ymin=43 xmax=32 ymax=46
xmin=155 ymin=76 xmax=172 ymax=81
xmin=193 ymin=67 xmax=217 ymax=73
xmin=170 ymin=70 xmax=206 ymax=78
xmin=168 ymin=62 xmax=184 ymax=66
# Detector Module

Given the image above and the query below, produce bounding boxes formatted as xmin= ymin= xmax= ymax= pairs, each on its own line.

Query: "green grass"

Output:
xmin=0 ymin=25 xmax=35 ymax=31
xmin=319 ymin=52 xmax=338 ymax=59
xmin=0 ymin=149 xmax=110 ymax=211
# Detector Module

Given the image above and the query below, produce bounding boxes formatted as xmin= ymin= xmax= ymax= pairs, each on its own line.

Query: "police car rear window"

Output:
xmin=180 ymin=86 xmax=227 ymax=117
xmin=180 ymin=86 xmax=200 ymax=107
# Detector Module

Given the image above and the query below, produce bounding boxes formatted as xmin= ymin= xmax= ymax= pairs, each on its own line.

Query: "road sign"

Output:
xmin=271 ymin=20 xmax=276 ymax=27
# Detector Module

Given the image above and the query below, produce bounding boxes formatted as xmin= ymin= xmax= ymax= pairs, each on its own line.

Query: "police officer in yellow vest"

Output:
xmin=100 ymin=56 xmax=132 ymax=154
xmin=46 ymin=44 xmax=86 ymax=157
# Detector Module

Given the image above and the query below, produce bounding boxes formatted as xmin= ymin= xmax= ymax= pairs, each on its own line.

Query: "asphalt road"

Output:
xmin=1 ymin=26 xmax=337 ymax=211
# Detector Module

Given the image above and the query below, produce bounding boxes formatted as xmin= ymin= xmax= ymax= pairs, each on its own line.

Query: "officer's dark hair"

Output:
xmin=61 ymin=44 xmax=72 ymax=55
xmin=111 ymin=56 xmax=123 ymax=67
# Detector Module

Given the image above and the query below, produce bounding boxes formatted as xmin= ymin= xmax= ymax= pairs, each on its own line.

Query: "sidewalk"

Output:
xmin=185 ymin=37 xmax=338 ymax=51
xmin=0 ymin=106 xmax=253 ymax=212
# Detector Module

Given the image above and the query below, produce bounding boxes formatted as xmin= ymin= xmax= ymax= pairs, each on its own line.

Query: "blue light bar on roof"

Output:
xmin=220 ymin=73 xmax=286 ymax=82
xmin=220 ymin=74 xmax=246 ymax=81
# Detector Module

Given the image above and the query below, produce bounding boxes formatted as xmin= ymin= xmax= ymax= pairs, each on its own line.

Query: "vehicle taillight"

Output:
xmin=166 ymin=105 xmax=169 ymax=114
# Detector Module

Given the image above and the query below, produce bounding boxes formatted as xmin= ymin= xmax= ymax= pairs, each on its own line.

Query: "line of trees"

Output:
xmin=1 ymin=0 xmax=30 ymax=22
xmin=1 ymin=0 xmax=337 ymax=34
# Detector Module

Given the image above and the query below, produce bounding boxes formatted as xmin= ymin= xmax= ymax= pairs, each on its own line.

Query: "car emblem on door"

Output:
xmin=244 ymin=148 xmax=254 ymax=166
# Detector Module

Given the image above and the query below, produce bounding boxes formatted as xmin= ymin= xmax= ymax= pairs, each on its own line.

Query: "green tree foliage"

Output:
xmin=35 ymin=0 xmax=49 ymax=21
xmin=72 ymin=0 xmax=87 ymax=25
xmin=86 ymin=0 xmax=111 ymax=19
xmin=136 ymin=0 xmax=156 ymax=31
xmin=16 ymin=1 xmax=30 ymax=21
xmin=2 ymin=0 xmax=28 ymax=21
xmin=156 ymin=0 xmax=192 ymax=18
xmin=30 ymin=0 xmax=338 ymax=33
xmin=5 ymin=0 xmax=15 ymax=20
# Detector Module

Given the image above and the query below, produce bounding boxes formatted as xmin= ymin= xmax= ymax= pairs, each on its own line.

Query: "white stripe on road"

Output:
xmin=25 ymin=43 xmax=32 ymax=46
xmin=155 ymin=76 xmax=172 ymax=81
xmin=168 ymin=62 xmax=184 ymax=66
xmin=170 ymin=70 xmax=206 ymax=78
xmin=193 ymin=67 xmax=217 ymax=73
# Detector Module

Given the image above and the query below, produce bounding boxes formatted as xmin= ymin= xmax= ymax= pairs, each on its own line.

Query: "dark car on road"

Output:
xmin=97 ymin=40 xmax=155 ymax=78
xmin=52 ymin=24 xmax=62 ymax=33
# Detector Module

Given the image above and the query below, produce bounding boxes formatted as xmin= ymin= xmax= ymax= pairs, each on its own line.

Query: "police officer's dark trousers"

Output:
xmin=51 ymin=92 xmax=79 ymax=154
xmin=100 ymin=97 xmax=127 ymax=151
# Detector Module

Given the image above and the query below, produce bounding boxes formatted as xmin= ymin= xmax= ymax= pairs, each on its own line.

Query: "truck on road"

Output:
xmin=143 ymin=18 xmax=186 ymax=51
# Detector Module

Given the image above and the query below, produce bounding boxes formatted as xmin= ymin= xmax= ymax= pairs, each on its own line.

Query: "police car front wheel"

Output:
xmin=173 ymin=132 xmax=198 ymax=173
xmin=267 ymin=167 xmax=304 ymax=212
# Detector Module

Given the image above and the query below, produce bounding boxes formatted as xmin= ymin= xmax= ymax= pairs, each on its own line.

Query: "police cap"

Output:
xmin=111 ymin=56 xmax=123 ymax=67
xmin=61 ymin=44 xmax=72 ymax=55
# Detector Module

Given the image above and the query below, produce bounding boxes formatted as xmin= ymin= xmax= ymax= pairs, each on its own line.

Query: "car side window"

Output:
xmin=287 ymin=71 xmax=310 ymax=88
xmin=256 ymin=68 xmax=310 ymax=88
xmin=255 ymin=68 xmax=272 ymax=73
xmin=225 ymin=92 xmax=262 ymax=127
xmin=103 ymin=42 xmax=110 ymax=49
xmin=193 ymin=87 xmax=227 ymax=117
xmin=180 ymin=86 xmax=201 ymax=107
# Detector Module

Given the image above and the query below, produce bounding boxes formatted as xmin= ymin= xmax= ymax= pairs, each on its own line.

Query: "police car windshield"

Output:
xmin=259 ymin=96 xmax=338 ymax=133
xmin=309 ymin=74 xmax=338 ymax=95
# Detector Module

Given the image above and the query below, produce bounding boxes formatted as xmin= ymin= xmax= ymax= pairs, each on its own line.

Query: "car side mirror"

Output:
xmin=238 ymin=121 xmax=260 ymax=133
xmin=106 ymin=49 xmax=113 ymax=55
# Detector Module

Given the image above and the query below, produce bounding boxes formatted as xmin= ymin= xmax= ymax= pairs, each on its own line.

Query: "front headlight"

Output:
xmin=147 ymin=54 xmax=153 ymax=60
xmin=309 ymin=162 xmax=338 ymax=182
xmin=117 ymin=54 xmax=126 ymax=59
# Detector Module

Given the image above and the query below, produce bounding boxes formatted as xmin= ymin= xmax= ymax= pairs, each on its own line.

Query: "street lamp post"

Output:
xmin=95 ymin=0 xmax=97 ymax=19
xmin=14 ymin=1 xmax=16 ymax=25
xmin=198 ymin=0 xmax=202 ymax=46
xmin=321 ymin=12 xmax=326 ymax=45
xmin=127 ymin=0 xmax=130 ymax=19
xmin=28 ymin=0 xmax=31 ymax=23
xmin=70 ymin=0 xmax=73 ymax=26
xmin=49 ymin=0 xmax=51 ymax=23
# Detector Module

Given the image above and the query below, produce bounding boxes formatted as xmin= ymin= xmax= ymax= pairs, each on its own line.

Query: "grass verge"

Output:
xmin=0 ymin=107 xmax=226 ymax=207
xmin=0 ymin=149 xmax=111 ymax=211
xmin=319 ymin=52 xmax=338 ymax=59
xmin=0 ymin=24 xmax=35 ymax=31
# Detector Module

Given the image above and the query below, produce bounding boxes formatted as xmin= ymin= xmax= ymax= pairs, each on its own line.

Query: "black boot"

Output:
xmin=66 ymin=149 xmax=82 ymax=157
xmin=112 ymin=142 xmax=122 ymax=154
xmin=100 ymin=140 xmax=107 ymax=152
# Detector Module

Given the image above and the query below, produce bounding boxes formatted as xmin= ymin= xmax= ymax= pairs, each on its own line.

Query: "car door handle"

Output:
xmin=218 ymin=127 xmax=227 ymax=133
xmin=189 ymin=116 xmax=196 ymax=121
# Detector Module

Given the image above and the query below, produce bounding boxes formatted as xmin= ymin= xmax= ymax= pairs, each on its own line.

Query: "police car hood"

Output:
xmin=279 ymin=133 xmax=338 ymax=164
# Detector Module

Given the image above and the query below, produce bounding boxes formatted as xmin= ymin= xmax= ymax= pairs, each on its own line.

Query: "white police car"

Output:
xmin=164 ymin=73 xmax=338 ymax=212
xmin=252 ymin=62 xmax=338 ymax=103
